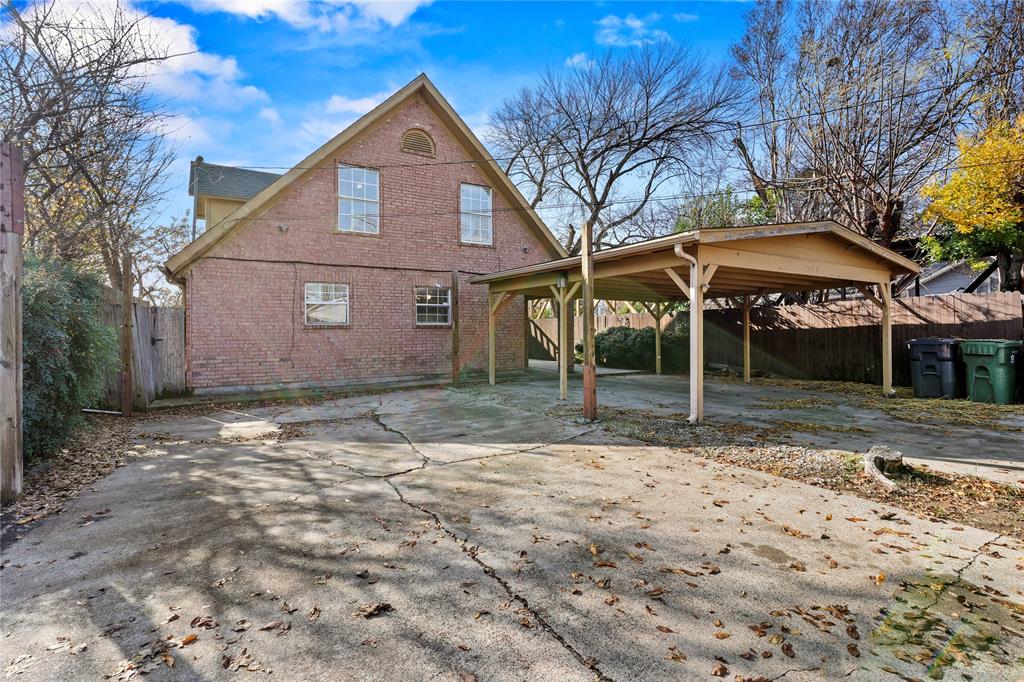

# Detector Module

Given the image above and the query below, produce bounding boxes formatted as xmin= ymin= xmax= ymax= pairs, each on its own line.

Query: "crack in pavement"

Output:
xmin=287 ymin=401 xmax=609 ymax=680
xmin=384 ymin=477 xmax=611 ymax=681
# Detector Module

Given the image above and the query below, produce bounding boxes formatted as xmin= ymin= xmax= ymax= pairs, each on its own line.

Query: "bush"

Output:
xmin=22 ymin=258 xmax=117 ymax=461
xmin=577 ymin=324 xmax=689 ymax=372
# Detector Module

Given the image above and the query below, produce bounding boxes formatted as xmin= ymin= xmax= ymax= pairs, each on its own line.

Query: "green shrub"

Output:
xmin=577 ymin=325 xmax=689 ymax=372
xmin=22 ymin=258 xmax=117 ymax=461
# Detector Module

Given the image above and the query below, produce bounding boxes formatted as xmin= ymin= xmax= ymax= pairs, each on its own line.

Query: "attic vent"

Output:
xmin=401 ymin=129 xmax=435 ymax=157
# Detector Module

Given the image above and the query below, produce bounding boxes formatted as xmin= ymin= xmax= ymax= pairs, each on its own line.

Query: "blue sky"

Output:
xmin=135 ymin=1 xmax=751 ymax=221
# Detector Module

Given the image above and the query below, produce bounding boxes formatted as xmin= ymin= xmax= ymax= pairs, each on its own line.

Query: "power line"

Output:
xmin=206 ymin=64 xmax=1024 ymax=174
xmin=200 ymin=155 xmax=1024 ymax=225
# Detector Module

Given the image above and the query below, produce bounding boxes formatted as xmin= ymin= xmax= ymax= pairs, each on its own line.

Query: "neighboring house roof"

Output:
xmin=189 ymin=158 xmax=281 ymax=201
xmin=166 ymin=74 xmax=567 ymax=282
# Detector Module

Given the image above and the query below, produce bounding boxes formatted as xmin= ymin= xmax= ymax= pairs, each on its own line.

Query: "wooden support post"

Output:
xmin=742 ymin=295 xmax=752 ymax=383
xmin=581 ymin=221 xmax=597 ymax=420
xmin=451 ymin=270 xmax=460 ymax=386
xmin=654 ymin=302 xmax=662 ymax=375
xmin=120 ymin=252 xmax=133 ymax=417
xmin=1 ymin=143 xmax=25 ymax=504
xmin=688 ymin=253 xmax=704 ymax=424
xmin=487 ymin=291 xmax=518 ymax=386
xmin=879 ymin=281 xmax=894 ymax=397
xmin=551 ymin=282 xmax=579 ymax=400
xmin=488 ymin=291 xmax=497 ymax=386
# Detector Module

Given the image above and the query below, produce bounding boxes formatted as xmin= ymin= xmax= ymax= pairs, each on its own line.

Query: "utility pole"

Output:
xmin=1 ymin=143 xmax=25 ymax=504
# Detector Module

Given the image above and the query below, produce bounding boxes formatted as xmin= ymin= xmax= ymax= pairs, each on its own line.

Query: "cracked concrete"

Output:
xmin=2 ymin=384 xmax=1022 ymax=681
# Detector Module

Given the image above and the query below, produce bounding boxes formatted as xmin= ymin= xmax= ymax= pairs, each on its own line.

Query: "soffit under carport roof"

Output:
xmin=470 ymin=220 xmax=921 ymax=302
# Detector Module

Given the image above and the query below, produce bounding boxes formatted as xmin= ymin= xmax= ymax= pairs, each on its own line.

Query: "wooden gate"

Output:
xmin=100 ymin=288 xmax=185 ymax=409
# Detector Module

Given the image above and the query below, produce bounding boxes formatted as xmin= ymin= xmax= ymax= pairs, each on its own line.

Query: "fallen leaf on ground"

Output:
xmin=353 ymin=603 xmax=393 ymax=619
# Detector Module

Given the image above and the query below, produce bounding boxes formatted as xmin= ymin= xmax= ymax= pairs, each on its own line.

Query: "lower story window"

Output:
xmin=415 ymin=287 xmax=451 ymax=325
xmin=305 ymin=282 xmax=349 ymax=326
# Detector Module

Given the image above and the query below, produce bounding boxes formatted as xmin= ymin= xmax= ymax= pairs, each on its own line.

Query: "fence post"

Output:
xmin=120 ymin=252 xmax=133 ymax=418
xmin=1 ymin=143 xmax=25 ymax=504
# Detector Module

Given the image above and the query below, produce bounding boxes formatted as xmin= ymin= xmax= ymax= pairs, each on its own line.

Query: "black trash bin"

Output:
xmin=907 ymin=338 xmax=961 ymax=399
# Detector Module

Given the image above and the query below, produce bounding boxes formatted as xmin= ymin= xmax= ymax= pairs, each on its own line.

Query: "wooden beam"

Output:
xmin=654 ymin=301 xmax=662 ymax=375
xmin=663 ymin=268 xmax=690 ymax=300
xmin=742 ymin=294 xmax=752 ymax=383
xmin=879 ymin=282 xmax=894 ymax=397
xmin=701 ymin=244 xmax=891 ymax=284
xmin=487 ymin=290 xmax=518 ymax=385
xmin=854 ymin=283 xmax=882 ymax=308
xmin=557 ymin=286 xmax=569 ymax=400
xmin=581 ymin=222 xmax=597 ymax=420
xmin=451 ymin=271 xmax=460 ymax=386
xmin=1 ymin=143 xmax=25 ymax=504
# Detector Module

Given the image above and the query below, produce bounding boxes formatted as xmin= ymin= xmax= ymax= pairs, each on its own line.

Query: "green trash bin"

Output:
xmin=960 ymin=339 xmax=1022 ymax=404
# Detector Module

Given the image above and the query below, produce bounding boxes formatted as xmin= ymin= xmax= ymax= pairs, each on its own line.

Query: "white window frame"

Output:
xmin=459 ymin=183 xmax=492 ymax=245
xmin=414 ymin=287 xmax=451 ymax=326
xmin=304 ymin=282 xmax=349 ymax=326
xmin=338 ymin=164 xmax=380 ymax=234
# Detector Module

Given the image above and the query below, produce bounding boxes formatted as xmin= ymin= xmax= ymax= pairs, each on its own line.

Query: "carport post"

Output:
xmin=688 ymin=257 xmax=704 ymax=423
xmin=880 ymin=281 xmax=894 ymax=396
xmin=654 ymin=302 xmax=662 ymax=375
xmin=742 ymin=295 xmax=751 ymax=383
xmin=581 ymin=221 xmax=597 ymax=420
xmin=488 ymin=292 xmax=497 ymax=385
xmin=550 ymin=281 xmax=579 ymax=401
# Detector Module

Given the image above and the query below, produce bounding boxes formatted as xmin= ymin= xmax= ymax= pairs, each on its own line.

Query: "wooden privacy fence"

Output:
xmin=100 ymin=288 xmax=185 ymax=409
xmin=530 ymin=292 xmax=1024 ymax=386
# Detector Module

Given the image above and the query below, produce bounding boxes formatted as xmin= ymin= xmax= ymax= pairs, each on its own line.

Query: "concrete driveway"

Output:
xmin=1 ymin=383 xmax=1022 ymax=681
xmin=516 ymin=366 xmax=1024 ymax=485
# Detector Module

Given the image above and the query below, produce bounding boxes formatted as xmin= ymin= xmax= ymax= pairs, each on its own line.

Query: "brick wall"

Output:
xmin=185 ymin=93 xmax=553 ymax=390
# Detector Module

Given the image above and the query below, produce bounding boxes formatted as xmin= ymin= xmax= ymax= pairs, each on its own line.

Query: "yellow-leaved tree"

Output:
xmin=921 ymin=116 xmax=1024 ymax=292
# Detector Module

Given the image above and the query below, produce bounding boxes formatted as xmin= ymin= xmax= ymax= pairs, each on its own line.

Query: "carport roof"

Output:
xmin=471 ymin=220 xmax=920 ymax=301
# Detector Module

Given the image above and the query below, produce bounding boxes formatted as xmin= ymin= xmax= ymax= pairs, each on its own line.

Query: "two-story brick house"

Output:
xmin=165 ymin=74 xmax=566 ymax=394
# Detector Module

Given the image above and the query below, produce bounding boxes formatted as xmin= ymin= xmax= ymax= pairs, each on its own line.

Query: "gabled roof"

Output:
xmin=166 ymin=74 xmax=567 ymax=281
xmin=189 ymin=157 xmax=281 ymax=201
xmin=470 ymin=220 xmax=921 ymax=302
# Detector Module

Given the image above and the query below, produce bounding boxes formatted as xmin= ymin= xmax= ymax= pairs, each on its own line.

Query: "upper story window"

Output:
xmin=338 ymin=164 xmax=379 ymax=234
xmin=401 ymin=129 xmax=435 ymax=157
xmin=460 ymin=183 xmax=492 ymax=245
xmin=304 ymin=282 xmax=349 ymax=326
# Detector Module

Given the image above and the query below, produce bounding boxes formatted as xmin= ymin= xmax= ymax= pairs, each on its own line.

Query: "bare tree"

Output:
xmin=730 ymin=0 xmax=978 ymax=246
xmin=489 ymin=44 xmax=741 ymax=253
xmin=1 ymin=0 xmax=178 ymax=285
xmin=966 ymin=0 xmax=1024 ymax=128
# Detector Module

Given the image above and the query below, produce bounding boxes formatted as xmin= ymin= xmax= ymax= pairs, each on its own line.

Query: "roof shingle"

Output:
xmin=188 ymin=157 xmax=281 ymax=201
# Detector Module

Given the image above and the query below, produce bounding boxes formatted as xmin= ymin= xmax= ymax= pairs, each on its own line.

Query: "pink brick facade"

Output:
xmin=183 ymin=93 xmax=555 ymax=391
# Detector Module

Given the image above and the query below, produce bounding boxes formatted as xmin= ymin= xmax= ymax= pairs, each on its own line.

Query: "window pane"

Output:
xmin=338 ymin=165 xmax=380 ymax=234
xmin=460 ymin=184 xmax=492 ymax=244
xmin=415 ymin=287 xmax=451 ymax=324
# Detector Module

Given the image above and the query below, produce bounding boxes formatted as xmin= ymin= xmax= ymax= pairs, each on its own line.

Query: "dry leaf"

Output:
xmin=656 ymin=625 xmax=674 ymax=633
xmin=711 ymin=662 xmax=728 ymax=677
xmin=714 ymin=632 xmax=731 ymax=640
xmin=180 ymin=634 xmax=198 ymax=647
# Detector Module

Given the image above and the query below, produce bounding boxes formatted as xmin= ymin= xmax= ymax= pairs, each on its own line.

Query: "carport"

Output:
xmin=471 ymin=220 xmax=920 ymax=423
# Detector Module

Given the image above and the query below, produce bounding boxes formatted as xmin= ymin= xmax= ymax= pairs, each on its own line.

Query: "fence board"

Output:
xmin=530 ymin=292 xmax=1024 ymax=386
xmin=99 ymin=288 xmax=184 ymax=409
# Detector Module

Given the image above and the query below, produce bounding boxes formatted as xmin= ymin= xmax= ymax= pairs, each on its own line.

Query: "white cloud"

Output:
xmin=172 ymin=0 xmax=433 ymax=32
xmin=20 ymin=0 xmax=268 ymax=105
xmin=258 ymin=107 xmax=282 ymax=125
xmin=565 ymin=52 xmax=595 ymax=69
xmin=325 ymin=91 xmax=390 ymax=115
xmin=673 ymin=12 xmax=699 ymax=23
xmin=595 ymin=13 xmax=671 ymax=47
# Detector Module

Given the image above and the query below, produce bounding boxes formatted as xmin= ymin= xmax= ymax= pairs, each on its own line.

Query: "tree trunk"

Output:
xmin=999 ymin=250 xmax=1024 ymax=292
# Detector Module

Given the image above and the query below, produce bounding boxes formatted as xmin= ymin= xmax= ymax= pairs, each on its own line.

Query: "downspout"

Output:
xmin=674 ymin=244 xmax=701 ymax=423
